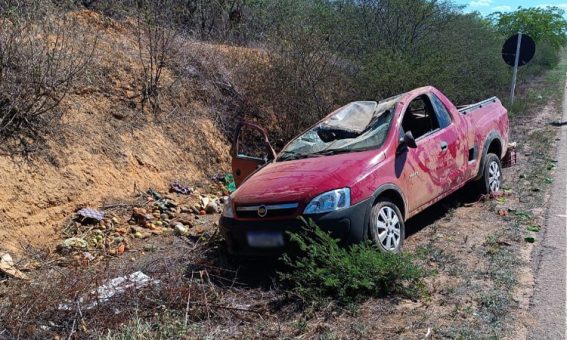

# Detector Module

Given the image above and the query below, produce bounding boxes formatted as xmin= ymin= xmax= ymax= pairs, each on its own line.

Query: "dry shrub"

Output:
xmin=0 ymin=241 xmax=271 ymax=338
xmin=0 ymin=4 xmax=96 ymax=155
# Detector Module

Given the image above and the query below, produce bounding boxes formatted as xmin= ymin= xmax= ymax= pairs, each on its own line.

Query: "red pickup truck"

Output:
xmin=220 ymin=86 xmax=513 ymax=254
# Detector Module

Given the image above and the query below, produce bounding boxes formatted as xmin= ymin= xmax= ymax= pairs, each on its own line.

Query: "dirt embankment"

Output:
xmin=0 ymin=10 xmax=259 ymax=252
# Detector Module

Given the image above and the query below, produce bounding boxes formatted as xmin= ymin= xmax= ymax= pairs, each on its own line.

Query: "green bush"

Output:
xmin=279 ymin=219 xmax=427 ymax=305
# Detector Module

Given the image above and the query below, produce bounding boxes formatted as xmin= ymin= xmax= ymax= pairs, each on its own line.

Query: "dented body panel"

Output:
xmin=221 ymin=86 xmax=510 ymax=254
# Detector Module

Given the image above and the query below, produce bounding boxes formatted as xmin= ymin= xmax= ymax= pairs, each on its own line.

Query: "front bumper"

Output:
xmin=219 ymin=198 xmax=371 ymax=256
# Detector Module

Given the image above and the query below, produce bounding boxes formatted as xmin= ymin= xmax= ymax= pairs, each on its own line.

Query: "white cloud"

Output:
xmin=538 ymin=3 xmax=567 ymax=10
xmin=470 ymin=0 xmax=492 ymax=7
xmin=493 ymin=5 xmax=511 ymax=11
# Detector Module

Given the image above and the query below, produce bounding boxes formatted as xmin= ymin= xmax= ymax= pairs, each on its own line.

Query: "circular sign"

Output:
xmin=502 ymin=33 xmax=536 ymax=67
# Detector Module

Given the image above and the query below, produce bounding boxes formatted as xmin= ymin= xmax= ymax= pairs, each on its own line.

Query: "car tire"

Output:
xmin=369 ymin=199 xmax=405 ymax=253
xmin=478 ymin=153 xmax=503 ymax=195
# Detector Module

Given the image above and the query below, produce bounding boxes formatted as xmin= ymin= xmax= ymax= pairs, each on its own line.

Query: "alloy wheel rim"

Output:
xmin=488 ymin=161 xmax=501 ymax=193
xmin=375 ymin=206 xmax=401 ymax=251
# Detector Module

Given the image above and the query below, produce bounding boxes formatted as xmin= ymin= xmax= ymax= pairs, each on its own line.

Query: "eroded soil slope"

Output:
xmin=0 ymin=10 xmax=252 ymax=251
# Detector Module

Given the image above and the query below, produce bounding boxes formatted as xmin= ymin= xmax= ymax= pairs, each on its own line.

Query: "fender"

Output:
xmin=362 ymin=183 xmax=409 ymax=240
xmin=474 ymin=130 xmax=503 ymax=181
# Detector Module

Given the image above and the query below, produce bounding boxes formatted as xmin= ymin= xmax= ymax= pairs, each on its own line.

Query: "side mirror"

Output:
xmin=398 ymin=131 xmax=417 ymax=150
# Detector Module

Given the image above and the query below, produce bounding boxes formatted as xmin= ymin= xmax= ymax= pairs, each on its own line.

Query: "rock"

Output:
xmin=205 ymin=202 xmax=219 ymax=214
xmin=177 ymin=213 xmax=194 ymax=226
xmin=191 ymin=206 xmax=200 ymax=215
xmin=174 ymin=223 xmax=188 ymax=236
xmin=160 ymin=213 xmax=168 ymax=220
xmin=132 ymin=207 xmax=147 ymax=217
xmin=133 ymin=231 xmax=149 ymax=239
xmin=180 ymin=206 xmax=192 ymax=213
xmin=200 ymin=196 xmax=210 ymax=209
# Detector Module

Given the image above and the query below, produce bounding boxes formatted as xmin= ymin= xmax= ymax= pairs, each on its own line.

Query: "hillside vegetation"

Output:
xmin=0 ymin=0 xmax=564 ymax=246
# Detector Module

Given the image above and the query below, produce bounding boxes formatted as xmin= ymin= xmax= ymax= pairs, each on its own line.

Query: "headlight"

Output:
xmin=303 ymin=188 xmax=351 ymax=214
xmin=221 ymin=196 xmax=234 ymax=218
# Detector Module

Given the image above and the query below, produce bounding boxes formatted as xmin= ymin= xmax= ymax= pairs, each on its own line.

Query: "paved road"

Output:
xmin=529 ymin=76 xmax=567 ymax=339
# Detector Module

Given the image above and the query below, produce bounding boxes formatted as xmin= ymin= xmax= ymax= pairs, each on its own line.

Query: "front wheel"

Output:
xmin=478 ymin=153 xmax=503 ymax=195
xmin=369 ymin=200 xmax=405 ymax=253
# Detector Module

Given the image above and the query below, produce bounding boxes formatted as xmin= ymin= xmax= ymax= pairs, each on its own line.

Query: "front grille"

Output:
xmin=236 ymin=202 xmax=299 ymax=219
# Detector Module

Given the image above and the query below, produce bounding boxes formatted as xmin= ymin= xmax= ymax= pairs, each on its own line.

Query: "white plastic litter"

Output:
xmin=58 ymin=271 xmax=159 ymax=310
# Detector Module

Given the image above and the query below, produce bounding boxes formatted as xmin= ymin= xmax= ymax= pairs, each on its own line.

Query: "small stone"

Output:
xmin=160 ymin=213 xmax=168 ymax=220
xmin=177 ymin=213 xmax=194 ymax=226
xmin=174 ymin=223 xmax=188 ymax=236
xmin=205 ymin=202 xmax=219 ymax=214
xmin=180 ymin=206 xmax=192 ymax=213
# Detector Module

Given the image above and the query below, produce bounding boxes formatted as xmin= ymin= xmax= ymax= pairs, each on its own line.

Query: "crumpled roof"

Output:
xmin=319 ymin=101 xmax=378 ymax=134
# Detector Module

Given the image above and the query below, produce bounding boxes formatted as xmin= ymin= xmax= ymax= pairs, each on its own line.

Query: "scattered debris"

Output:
xmin=527 ymin=225 xmax=541 ymax=232
xmin=57 ymin=185 xmax=220 ymax=260
xmin=0 ymin=253 xmax=29 ymax=280
xmin=59 ymin=271 xmax=159 ymax=310
xmin=77 ymin=208 xmax=105 ymax=222
xmin=212 ymin=173 xmax=236 ymax=193
xmin=170 ymin=182 xmax=193 ymax=195
xmin=58 ymin=237 xmax=88 ymax=252
xmin=524 ymin=236 xmax=536 ymax=243
xmin=498 ymin=209 xmax=509 ymax=217
xmin=174 ymin=223 xmax=188 ymax=236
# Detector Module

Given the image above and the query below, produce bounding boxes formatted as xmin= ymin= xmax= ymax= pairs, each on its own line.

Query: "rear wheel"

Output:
xmin=369 ymin=200 xmax=405 ymax=253
xmin=478 ymin=153 xmax=502 ymax=195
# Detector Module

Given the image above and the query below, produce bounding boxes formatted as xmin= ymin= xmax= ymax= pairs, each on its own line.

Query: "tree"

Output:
xmin=489 ymin=7 xmax=567 ymax=50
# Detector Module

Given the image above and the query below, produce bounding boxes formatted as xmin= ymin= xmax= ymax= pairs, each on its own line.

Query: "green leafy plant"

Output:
xmin=279 ymin=219 xmax=427 ymax=305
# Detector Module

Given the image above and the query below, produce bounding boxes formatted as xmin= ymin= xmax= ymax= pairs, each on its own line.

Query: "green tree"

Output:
xmin=489 ymin=7 xmax=567 ymax=49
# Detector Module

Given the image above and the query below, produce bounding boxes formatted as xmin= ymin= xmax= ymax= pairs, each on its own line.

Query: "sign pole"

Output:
xmin=510 ymin=32 xmax=522 ymax=105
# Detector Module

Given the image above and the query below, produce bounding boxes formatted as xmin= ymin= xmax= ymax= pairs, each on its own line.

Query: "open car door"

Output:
xmin=231 ymin=121 xmax=276 ymax=188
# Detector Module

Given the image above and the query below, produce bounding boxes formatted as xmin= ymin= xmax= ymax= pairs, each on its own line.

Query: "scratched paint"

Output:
xmin=230 ymin=86 xmax=509 ymax=222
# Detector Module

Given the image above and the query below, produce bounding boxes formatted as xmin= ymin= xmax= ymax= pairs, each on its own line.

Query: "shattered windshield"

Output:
xmin=278 ymin=96 xmax=401 ymax=161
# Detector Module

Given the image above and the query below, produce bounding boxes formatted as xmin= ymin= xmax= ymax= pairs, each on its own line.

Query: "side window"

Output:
xmin=430 ymin=94 xmax=452 ymax=129
xmin=401 ymin=95 xmax=440 ymax=140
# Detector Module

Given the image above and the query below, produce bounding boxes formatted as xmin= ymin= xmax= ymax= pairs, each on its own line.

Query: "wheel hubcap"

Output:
xmin=375 ymin=206 xmax=401 ymax=251
xmin=488 ymin=161 xmax=501 ymax=193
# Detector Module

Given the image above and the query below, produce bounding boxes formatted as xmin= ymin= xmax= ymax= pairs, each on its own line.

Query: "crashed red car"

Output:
xmin=219 ymin=86 xmax=514 ymax=255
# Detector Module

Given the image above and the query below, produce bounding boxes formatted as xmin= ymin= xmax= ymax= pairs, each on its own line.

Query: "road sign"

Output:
xmin=503 ymin=33 xmax=536 ymax=105
xmin=502 ymin=33 xmax=536 ymax=67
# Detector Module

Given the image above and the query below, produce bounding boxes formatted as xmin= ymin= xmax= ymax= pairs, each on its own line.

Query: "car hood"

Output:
xmin=233 ymin=150 xmax=385 ymax=205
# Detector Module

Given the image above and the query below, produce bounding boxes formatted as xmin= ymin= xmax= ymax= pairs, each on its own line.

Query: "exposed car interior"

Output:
xmin=401 ymin=95 xmax=440 ymax=139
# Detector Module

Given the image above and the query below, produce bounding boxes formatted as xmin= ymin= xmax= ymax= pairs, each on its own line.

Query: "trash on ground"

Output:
xmin=212 ymin=172 xmax=236 ymax=193
xmin=77 ymin=208 xmax=105 ymax=222
xmin=170 ymin=182 xmax=193 ymax=195
xmin=527 ymin=225 xmax=541 ymax=232
xmin=58 ymin=271 xmax=159 ymax=310
xmin=524 ymin=236 xmax=536 ymax=243
xmin=58 ymin=237 xmax=89 ymax=252
xmin=0 ymin=253 xmax=29 ymax=280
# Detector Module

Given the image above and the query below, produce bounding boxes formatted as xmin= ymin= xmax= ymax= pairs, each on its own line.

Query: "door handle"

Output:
xmin=440 ymin=141 xmax=448 ymax=151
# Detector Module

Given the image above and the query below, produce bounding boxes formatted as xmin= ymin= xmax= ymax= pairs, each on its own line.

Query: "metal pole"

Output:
xmin=510 ymin=32 xmax=522 ymax=105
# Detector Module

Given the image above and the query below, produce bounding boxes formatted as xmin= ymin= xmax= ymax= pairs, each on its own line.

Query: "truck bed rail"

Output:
xmin=457 ymin=97 xmax=499 ymax=115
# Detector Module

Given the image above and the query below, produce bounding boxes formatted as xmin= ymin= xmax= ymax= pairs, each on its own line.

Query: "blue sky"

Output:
xmin=452 ymin=0 xmax=567 ymax=16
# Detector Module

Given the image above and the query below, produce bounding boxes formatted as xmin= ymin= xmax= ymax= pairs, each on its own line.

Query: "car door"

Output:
xmin=397 ymin=94 xmax=447 ymax=211
xmin=428 ymin=93 xmax=467 ymax=193
xmin=231 ymin=122 xmax=277 ymax=188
